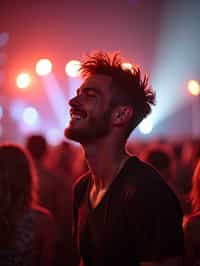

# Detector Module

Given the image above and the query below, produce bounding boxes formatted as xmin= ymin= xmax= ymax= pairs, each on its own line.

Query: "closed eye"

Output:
xmin=86 ymin=89 xmax=96 ymax=97
xmin=76 ymin=87 xmax=99 ymax=98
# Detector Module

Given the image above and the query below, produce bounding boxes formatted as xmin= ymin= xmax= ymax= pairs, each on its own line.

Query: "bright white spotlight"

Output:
xmin=16 ymin=73 xmax=31 ymax=89
xmin=139 ymin=117 xmax=153 ymax=135
xmin=121 ymin=62 xmax=133 ymax=71
xmin=36 ymin=59 xmax=52 ymax=76
xmin=0 ymin=106 xmax=3 ymax=120
xmin=22 ymin=107 xmax=39 ymax=126
xmin=65 ymin=60 xmax=81 ymax=77
xmin=46 ymin=128 xmax=63 ymax=146
xmin=188 ymin=80 xmax=200 ymax=96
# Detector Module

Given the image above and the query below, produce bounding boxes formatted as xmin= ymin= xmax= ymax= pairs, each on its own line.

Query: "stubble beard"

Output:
xmin=64 ymin=109 xmax=112 ymax=144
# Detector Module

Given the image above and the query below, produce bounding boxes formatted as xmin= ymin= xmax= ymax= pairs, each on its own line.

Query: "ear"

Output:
xmin=111 ymin=105 xmax=134 ymax=126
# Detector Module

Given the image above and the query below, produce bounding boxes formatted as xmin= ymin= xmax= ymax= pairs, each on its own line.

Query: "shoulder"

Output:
xmin=184 ymin=213 xmax=200 ymax=250
xmin=124 ymin=156 xmax=182 ymax=212
xmin=125 ymin=156 xmax=161 ymax=177
xmin=125 ymin=156 xmax=167 ymax=191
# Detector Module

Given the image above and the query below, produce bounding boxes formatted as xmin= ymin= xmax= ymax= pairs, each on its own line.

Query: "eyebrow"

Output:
xmin=78 ymin=87 xmax=101 ymax=94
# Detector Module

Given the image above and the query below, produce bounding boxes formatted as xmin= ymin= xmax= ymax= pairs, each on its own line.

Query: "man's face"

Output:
xmin=64 ymin=74 xmax=114 ymax=144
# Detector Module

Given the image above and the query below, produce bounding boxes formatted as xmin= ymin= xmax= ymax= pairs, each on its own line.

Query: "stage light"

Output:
xmin=16 ymin=73 xmax=31 ymax=89
xmin=36 ymin=59 xmax=52 ymax=76
xmin=188 ymin=80 xmax=200 ymax=96
xmin=22 ymin=107 xmax=39 ymax=126
xmin=139 ymin=117 xmax=153 ymax=135
xmin=65 ymin=60 xmax=81 ymax=77
xmin=41 ymin=74 xmax=69 ymax=129
xmin=121 ymin=62 xmax=132 ymax=71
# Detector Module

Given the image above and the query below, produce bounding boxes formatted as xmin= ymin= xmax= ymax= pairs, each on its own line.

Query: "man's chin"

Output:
xmin=64 ymin=123 xmax=110 ymax=144
xmin=64 ymin=127 xmax=83 ymax=143
xmin=64 ymin=127 xmax=75 ymax=140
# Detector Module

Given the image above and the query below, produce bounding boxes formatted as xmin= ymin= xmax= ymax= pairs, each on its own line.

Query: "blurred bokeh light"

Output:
xmin=188 ymin=80 xmax=200 ymax=96
xmin=16 ymin=73 xmax=31 ymax=89
xmin=139 ymin=117 xmax=153 ymax=135
xmin=22 ymin=106 xmax=39 ymax=126
xmin=46 ymin=127 xmax=63 ymax=146
xmin=36 ymin=59 xmax=52 ymax=76
xmin=65 ymin=60 xmax=81 ymax=77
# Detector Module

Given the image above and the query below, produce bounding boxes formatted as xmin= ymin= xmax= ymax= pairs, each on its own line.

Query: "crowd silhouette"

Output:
xmin=0 ymin=135 xmax=199 ymax=265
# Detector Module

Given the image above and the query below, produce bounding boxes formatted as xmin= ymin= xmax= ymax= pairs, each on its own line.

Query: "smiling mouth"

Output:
xmin=70 ymin=109 xmax=87 ymax=120
xmin=71 ymin=113 xmax=82 ymax=120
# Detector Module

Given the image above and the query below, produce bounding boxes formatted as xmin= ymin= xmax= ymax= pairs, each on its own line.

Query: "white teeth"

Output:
xmin=71 ymin=114 xmax=82 ymax=120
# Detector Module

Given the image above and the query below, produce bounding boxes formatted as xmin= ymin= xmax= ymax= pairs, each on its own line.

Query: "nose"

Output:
xmin=68 ymin=94 xmax=80 ymax=107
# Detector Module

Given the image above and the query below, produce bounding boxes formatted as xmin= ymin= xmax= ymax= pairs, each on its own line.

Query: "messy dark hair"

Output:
xmin=80 ymin=51 xmax=155 ymax=136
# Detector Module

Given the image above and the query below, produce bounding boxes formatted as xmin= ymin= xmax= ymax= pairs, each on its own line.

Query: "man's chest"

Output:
xmin=89 ymin=186 xmax=108 ymax=209
xmin=77 ymin=194 xmax=129 ymax=253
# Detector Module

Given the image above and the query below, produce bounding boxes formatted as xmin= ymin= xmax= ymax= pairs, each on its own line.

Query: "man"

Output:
xmin=65 ymin=51 xmax=184 ymax=266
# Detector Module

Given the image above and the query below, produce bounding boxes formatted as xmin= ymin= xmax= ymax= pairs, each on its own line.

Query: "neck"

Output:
xmin=83 ymin=137 xmax=130 ymax=191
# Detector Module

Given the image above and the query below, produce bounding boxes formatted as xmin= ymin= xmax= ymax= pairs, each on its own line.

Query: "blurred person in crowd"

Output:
xmin=182 ymin=139 xmax=200 ymax=172
xmin=141 ymin=143 xmax=189 ymax=214
xmin=0 ymin=143 xmax=55 ymax=266
xmin=65 ymin=51 xmax=184 ymax=266
xmin=172 ymin=141 xmax=185 ymax=188
xmin=141 ymin=144 xmax=176 ymax=184
xmin=26 ymin=135 xmax=55 ymax=212
xmin=183 ymin=159 xmax=200 ymax=266
xmin=179 ymin=139 xmax=200 ymax=197
xmin=50 ymin=141 xmax=87 ymax=182
xmin=25 ymin=135 xmax=71 ymax=266
xmin=47 ymin=140 xmax=87 ymax=266
xmin=173 ymin=141 xmax=183 ymax=164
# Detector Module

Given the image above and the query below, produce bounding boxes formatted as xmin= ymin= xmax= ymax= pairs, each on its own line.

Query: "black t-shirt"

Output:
xmin=73 ymin=156 xmax=184 ymax=266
